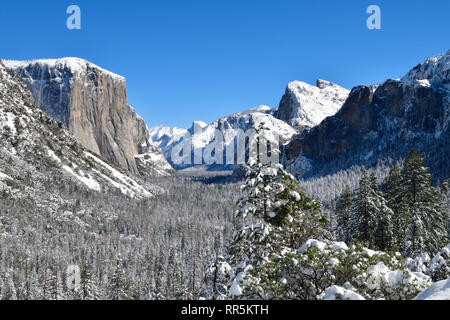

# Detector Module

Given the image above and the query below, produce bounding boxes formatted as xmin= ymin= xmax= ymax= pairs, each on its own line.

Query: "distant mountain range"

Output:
xmin=2 ymin=50 xmax=449 ymax=187
xmin=149 ymin=81 xmax=347 ymax=171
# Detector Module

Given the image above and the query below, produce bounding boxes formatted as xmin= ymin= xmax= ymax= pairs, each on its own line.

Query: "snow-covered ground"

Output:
xmin=415 ymin=279 xmax=450 ymax=300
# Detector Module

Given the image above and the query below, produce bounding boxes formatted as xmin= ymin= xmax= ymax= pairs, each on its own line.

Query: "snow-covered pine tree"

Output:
xmin=370 ymin=173 xmax=394 ymax=251
xmin=383 ymin=165 xmax=410 ymax=252
xmin=80 ymin=262 xmax=98 ymax=300
xmin=401 ymin=148 xmax=449 ymax=257
xmin=110 ymin=255 xmax=131 ymax=300
xmin=349 ymin=171 xmax=378 ymax=248
xmin=269 ymin=169 xmax=327 ymax=250
xmin=348 ymin=171 xmax=393 ymax=250
xmin=227 ymin=123 xmax=283 ymax=298
xmin=48 ymin=266 xmax=65 ymax=300
xmin=336 ymin=187 xmax=353 ymax=242
xmin=226 ymin=123 xmax=328 ymax=299
xmin=1 ymin=269 xmax=17 ymax=300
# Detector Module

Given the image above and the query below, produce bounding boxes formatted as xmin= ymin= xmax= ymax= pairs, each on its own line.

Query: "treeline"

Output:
xmin=335 ymin=148 xmax=449 ymax=258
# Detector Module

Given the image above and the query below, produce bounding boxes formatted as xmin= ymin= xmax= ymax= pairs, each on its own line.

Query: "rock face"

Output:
xmin=4 ymin=58 xmax=172 ymax=176
xmin=274 ymin=79 xmax=349 ymax=129
xmin=0 ymin=60 xmax=156 ymax=198
xmin=285 ymin=51 xmax=450 ymax=181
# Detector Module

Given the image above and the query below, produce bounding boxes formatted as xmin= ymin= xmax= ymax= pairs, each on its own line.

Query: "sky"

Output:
xmin=1 ymin=0 xmax=449 ymax=129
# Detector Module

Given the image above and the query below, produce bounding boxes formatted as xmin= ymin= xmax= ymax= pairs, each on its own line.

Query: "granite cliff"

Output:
xmin=4 ymin=58 xmax=172 ymax=176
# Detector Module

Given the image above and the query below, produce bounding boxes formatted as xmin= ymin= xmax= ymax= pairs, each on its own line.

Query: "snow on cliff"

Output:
xmin=4 ymin=57 xmax=126 ymax=82
xmin=275 ymin=79 xmax=349 ymax=128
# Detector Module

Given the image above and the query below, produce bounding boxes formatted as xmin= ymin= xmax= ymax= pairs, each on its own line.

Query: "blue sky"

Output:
xmin=1 ymin=0 xmax=449 ymax=128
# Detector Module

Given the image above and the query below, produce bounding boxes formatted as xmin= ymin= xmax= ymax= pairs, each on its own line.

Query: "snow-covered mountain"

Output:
xmin=152 ymin=105 xmax=298 ymax=170
xmin=285 ymin=50 xmax=450 ymax=181
xmin=0 ymin=60 xmax=157 ymax=198
xmin=3 ymin=58 xmax=173 ymax=177
xmin=274 ymin=79 xmax=350 ymax=128
xmin=148 ymin=125 xmax=188 ymax=157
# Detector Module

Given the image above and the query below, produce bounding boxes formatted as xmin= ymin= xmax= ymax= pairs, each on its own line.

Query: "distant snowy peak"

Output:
xmin=148 ymin=125 xmax=188 ymax=155
xmin=401 ymin=50 xmax=450 ymax=86
xmin=275 ymin=79 xmax=350 ymax=128
xmin=152 ymin=105 xmax=297 ymax=170
xmin=235 ymin=105 xmax=272 ymax=115
xmin=206 ymin=105 xmax=297 ymax=145
xmin=3 ymin=57 xmax=125 ymax=82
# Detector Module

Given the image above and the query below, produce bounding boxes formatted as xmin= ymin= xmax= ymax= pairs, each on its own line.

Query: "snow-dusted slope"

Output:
xmin=3 ymin=57 xmax=173 ymax=177
xmin=275 ymin=79 xmax=349 ymax=128
xmin=0 ymin=60 xmax=156 ymax=198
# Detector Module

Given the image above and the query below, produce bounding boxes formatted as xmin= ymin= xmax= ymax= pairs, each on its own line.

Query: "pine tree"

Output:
xmin=401 ymin=148 xmax=449 ymax=257
xmin=110 ymin=255 xmax=130 ymax=300
xmin=227 ymin=124 xmax=283 ymax=298
xmin=349 ymin=171 xmax=379 ymax=248
xmin=226 ymin=123 xmax=327 ymax=298
xmin=383 ymin=165 xmax=410 ymax=252
xmin=269 ymin=169 xmax=326 ymax=250
xmin=336 ymin=187 xmax=353 ymax=242
xmin=80 ymin=263 xmax=97 ymax=300
xmin=370 ymin=173 xmax=394 ymax=251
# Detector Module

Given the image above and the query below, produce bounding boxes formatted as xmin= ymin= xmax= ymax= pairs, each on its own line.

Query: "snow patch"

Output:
xmin=319 ymin=285 xmax=365 ymax=300
xmin=62 ymin=165 xmax=100 ymax=192
xmin=414 ymin=279 xmax=450 ymax=300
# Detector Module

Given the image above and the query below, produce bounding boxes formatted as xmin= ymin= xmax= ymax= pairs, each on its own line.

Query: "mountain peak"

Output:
xmin=276 ymin=79 xmax=350 ymax=128
xmin=401 ymin=50 xmax=450 ymax=85
xmin=4 ymin=57 xmax=173 ymax=176
xmin=3 ymin=57 xmax=126 ymax=81
xmin=316 ymin=79 xmax=340 ymax=89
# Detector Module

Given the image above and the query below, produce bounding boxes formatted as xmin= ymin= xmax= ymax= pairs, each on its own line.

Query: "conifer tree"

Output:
xmin=370 ymin=173 xmax=394 ymax=251
xmin=401 ymin=148 xmax=448 ymax=257
xmin=227 ymin=123 xmax=283 ymax=298
xmin=349 ymin=171 xmax=379 ymax=248
xmin=226 ymin=123 xmax=327 ymax=298
xmin=80 ymin=263 xmax=97 ymax=300
xmin=383 ymin=165 xmax=410 ymax=251
xmin=110 ymin=255 xmax=130 ymax=300
xmin=336 ymin=187 xmax=353 ymax=242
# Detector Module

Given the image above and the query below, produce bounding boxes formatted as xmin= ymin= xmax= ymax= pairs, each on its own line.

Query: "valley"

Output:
xmin=0 ymin=50 xmax=449 ymax=300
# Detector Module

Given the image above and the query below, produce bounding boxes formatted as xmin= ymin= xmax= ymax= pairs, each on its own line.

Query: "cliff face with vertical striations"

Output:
xmin=284 ymin=51 xmax=450 ymax=181
xmin=4 ymin=58 xmax=173 ymax=176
